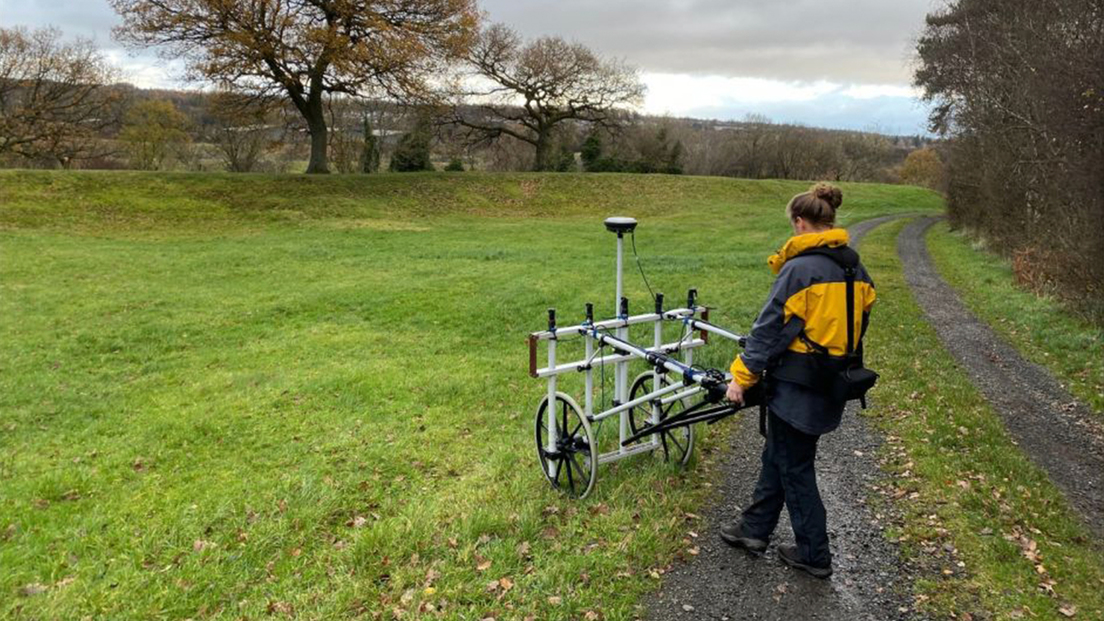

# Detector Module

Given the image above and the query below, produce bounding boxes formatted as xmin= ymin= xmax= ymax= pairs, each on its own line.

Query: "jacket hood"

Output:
xmin=768 ymin=228 xmax=850 ymax=274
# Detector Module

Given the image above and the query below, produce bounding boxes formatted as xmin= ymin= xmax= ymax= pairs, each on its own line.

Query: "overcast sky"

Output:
xmin=0 ymin=0 xmax=936 ymax=134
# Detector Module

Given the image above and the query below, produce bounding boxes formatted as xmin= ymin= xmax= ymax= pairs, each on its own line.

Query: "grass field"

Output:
xmin=926 ymin=223 xmax=1104 ymax=415
xmin=0 ymin=170 xmax=1003 ymax=620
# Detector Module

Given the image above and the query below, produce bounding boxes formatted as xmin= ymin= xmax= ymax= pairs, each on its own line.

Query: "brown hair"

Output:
xmin=785 ymin=182 xmax=843 ymax=227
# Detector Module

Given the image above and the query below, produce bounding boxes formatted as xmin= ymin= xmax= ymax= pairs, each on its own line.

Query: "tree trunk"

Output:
xmin=533 ymin=128 xmax=551 ymax=171
xmin=304 ymin=95 xmax=330 ymax=174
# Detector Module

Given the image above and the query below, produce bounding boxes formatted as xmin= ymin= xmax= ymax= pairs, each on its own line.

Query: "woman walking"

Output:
xmin=720 ymin=182 xmax=876 ymax=578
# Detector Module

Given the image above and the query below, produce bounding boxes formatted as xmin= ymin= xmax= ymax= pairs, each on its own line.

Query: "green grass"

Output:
xmin=0 ymin=170 xmax=940 ymax=619
xmin=862 ymin=219 xmax=1104 ymax=619
xmin=926 ymin=222 xmax=1104 ymax=415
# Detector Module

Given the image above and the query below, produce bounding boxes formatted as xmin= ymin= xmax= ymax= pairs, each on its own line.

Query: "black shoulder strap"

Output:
xmin=793 ymin=246 xmax=860 ymax=356
xmin=844 ymin=261 xmax=856 ymax=355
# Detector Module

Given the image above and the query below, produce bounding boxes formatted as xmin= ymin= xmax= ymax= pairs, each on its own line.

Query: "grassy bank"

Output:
xmin=0 ymin=171 xmax=939 ymax=619
xmin=862 ymin=220 xmax=1104 ymax=619
xmin=926 ymin=222 xmax=1104 ymax=414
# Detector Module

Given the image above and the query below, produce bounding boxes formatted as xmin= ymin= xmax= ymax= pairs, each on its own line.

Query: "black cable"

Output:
xmin=630 ymin=230 xmax=657 ymax=303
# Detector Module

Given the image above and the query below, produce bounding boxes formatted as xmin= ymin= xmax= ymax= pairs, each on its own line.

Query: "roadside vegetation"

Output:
xmin=0 ymin=171 xmax=937 ymax=619
xmin=926 ymin=223 xmax=1104 ymax=415
xmin=862 ymin=220 xmax=1104 ymax=620
xmin=915 ymin=0 xmax=1104 ymax=317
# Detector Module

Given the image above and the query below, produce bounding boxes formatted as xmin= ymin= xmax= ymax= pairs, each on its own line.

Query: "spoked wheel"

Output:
xmin=627 ymin=372 xmax=696 ymax=465
xmin=535 ymin=392 xmax=598 ymax=499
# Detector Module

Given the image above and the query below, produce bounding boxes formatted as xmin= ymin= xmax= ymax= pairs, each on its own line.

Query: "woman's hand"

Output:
xmin=725 ymin=380 xmax=745 ymax=405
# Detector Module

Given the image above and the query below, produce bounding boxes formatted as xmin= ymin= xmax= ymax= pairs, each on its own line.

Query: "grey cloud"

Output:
xmin=1 ymin=0 xmax=178 ymax=87
xmin=482 ymin=0 xmax=932 ymax=83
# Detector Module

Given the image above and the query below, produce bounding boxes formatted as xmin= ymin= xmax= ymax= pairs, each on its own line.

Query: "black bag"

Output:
xmin=783 ymin=246 xmax=879 ymax=408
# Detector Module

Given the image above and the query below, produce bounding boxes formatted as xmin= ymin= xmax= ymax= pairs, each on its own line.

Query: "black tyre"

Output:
xmin=535 ymin=392 xmax=598 ymax=498
xmin=626 ymin=372 xmax=696 ymax=465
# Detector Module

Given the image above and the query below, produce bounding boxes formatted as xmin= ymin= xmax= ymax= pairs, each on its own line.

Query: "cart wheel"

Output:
xmin=627 ymin=372 xmax=696 ymax=465
xmin=535 ymin=392 xmax=598 ymax=499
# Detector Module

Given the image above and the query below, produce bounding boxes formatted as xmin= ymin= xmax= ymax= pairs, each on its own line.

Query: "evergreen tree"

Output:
xmin=581 ymin=133 xmax=602 ymax=171
xmin=389 ymin=117 xmax=434 ymax=172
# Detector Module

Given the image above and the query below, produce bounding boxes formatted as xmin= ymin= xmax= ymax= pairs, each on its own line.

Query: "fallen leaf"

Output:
xmin=266 ymin=601 xmax=294 ymax=615
xmin=498 ymin=577 xmax=514 ymax=591
xmin=20 ymin=583 xmax=47 ymax=596
xmin=476 ymin=559 xmax=492 ymax=572
xmin=547 ymin=595 xmax=562 ymax=605
xmin=1058 ymin=604 xmax=1077 ymax=617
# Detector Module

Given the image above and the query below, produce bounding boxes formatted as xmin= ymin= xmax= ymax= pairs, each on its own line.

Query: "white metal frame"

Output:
xmin=529 ymin=217 xmax=748 ymax=492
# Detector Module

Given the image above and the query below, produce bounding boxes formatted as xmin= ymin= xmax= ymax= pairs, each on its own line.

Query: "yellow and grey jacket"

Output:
xmin=730 ymin=228 xmax=875 ymax=434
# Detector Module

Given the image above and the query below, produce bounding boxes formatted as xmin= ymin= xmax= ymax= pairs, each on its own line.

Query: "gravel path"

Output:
xmin=898 ymin=217 xmax=1104 ymax=538
xmin=643 ymin=215 xmax=915 ymax=621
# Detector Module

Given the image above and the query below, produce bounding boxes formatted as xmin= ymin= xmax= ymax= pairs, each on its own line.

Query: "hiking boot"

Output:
xmin=719 ymin=523 xmax=768 ymax=554
xmin=777 ymin=544 xmax=833 ymax=578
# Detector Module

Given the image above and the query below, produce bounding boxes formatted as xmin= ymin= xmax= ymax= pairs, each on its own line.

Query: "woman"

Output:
xmin=721 ymin=182 xmax=875 ymax=578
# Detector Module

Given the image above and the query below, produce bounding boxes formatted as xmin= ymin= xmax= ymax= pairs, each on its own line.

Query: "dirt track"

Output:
xmin=898 ymin=217 xmax=1104 ymax=538
xmin=643 ymin=215 xmax=916 ymax=621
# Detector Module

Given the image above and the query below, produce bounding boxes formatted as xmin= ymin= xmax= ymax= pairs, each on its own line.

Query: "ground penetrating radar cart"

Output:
xmin=527 ymin=217 xmax=762 ymax=498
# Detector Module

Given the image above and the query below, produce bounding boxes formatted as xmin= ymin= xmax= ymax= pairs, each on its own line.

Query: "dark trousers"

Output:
xmin=741 ymin=410 xmax=831 ymax=567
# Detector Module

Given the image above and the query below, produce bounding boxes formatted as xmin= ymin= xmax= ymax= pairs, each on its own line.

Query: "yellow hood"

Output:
xmin=767 ymin=228 xmax=850 ymax=274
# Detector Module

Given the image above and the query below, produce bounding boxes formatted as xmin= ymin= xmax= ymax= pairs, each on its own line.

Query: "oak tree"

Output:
xmin=449 ymin=24 xmax=645 ymax=171
xmin=0 ymin=27 xmax=124 ymax=167
xmin=110 ymin=0 xmax=479 ymax=174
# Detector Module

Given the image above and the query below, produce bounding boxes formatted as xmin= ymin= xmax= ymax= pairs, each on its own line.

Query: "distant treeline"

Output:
xmin=1 ymin=23 xmax=942 ymax=187
xmin=0 ymin=80 xmax=939 ymax=186
xmin=916 ymin=0 xmax=1104 ymax=318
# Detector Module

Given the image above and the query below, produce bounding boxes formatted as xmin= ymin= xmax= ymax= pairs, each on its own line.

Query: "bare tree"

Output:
xmin=448 ymin=24 xmax=645 ymax=171
xmin=0 ymin=27 xmax=124 ymax=167
xmin=110 ymin=0 xmax=479 ymax=174
xmin=208 ymin=92 xmax=282 ymax=173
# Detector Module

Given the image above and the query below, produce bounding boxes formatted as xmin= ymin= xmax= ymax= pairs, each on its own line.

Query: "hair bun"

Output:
xmin=810 ymin=182 xmax=843 ymax=210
